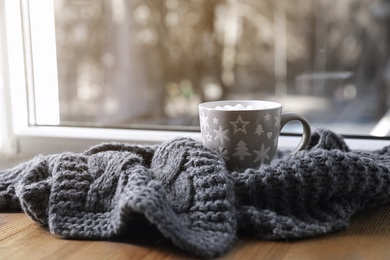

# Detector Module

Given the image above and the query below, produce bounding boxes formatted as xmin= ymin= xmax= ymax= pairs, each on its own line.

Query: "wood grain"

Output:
xmin=1 ymin=207 xmax=390 ymax=259
xmin=0 ymin=213 xmax=193 ymax=260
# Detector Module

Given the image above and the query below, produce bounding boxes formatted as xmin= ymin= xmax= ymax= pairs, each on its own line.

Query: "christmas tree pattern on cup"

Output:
xmin=200 ymin=110 xmax=281 ymax=168
xmin=199 ymin=100 xmax=311 ymax=170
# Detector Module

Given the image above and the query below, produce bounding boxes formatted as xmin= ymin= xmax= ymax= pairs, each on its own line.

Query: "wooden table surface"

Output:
xmin=2 ymin=206 xmax=390 ymax=259
xmin=2 ymin=154 xmax=390 ymax=259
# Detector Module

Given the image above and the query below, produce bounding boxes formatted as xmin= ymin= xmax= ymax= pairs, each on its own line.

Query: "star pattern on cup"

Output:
xmin=254 ymin=143 xmax=270 ymax=164
xmin=230 ymin=115 xmax=249 ymax=134
xmin=200 ymin=112 xmax=209 ymax=130
xmin=264 ymin=113 xmax=271 ymax=121
xmin=205 ymin=132 xmax=212 ymax=142
xmin=275 ymin=115 xmax=281 ymax=128
xmin=213 ymin=125 xmax=230 ymax=144
xmin=199 ymin=106 xmax=291 ymax=169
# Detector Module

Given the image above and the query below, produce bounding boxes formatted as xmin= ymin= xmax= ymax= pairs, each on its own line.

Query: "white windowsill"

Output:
xmin=13 ymin=125 xmax=390 ymax=155
xmin=15 ymin=126 xmax=202 ymax=154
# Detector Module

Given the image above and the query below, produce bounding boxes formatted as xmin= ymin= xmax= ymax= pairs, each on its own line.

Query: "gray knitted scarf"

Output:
xmin=1 ymin=129 xmax=390 ymax=258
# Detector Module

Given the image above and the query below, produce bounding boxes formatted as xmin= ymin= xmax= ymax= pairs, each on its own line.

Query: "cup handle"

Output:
xmin=280 ymin=112 xmax=311 ymax=154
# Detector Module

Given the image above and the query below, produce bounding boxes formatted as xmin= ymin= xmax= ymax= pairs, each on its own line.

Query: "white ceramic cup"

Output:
xmin=199 ymin=100 xmax=311 ymax=170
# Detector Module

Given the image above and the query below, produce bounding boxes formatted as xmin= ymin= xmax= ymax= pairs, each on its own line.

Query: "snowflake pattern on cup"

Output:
xmin=199 ymin=100 xmax=311 ymax=170
xmin=199 ymin=109 xmax=281 ymax=170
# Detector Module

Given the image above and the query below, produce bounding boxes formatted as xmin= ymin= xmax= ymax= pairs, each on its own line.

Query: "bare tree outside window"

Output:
xmin=53 ymin=0 xmax=390 ymax=135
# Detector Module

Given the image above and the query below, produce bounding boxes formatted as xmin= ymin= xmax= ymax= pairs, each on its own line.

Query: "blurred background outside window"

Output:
xmin=44 ymin=0 xmax=390 ymax=136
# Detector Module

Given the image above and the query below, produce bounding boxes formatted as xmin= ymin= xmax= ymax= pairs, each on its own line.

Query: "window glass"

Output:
xmin=46 ymin=0 xmax=390 ymax=135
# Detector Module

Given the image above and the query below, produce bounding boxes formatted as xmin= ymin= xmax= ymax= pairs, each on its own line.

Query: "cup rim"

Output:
xmin=198 ymin=100 xmax=282 ymax=111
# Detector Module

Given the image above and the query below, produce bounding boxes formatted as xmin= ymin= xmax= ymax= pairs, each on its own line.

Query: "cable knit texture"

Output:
xmin=1 ymin=129 xmax=390 ymax=258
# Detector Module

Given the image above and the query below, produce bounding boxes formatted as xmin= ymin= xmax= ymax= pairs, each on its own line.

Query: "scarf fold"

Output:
xmin=1 ymin=129 xmax=390 ymax=258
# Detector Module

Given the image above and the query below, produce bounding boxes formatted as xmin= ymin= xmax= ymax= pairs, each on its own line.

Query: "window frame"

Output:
xmin=1 ymin=0 xmax=390 ymax=155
